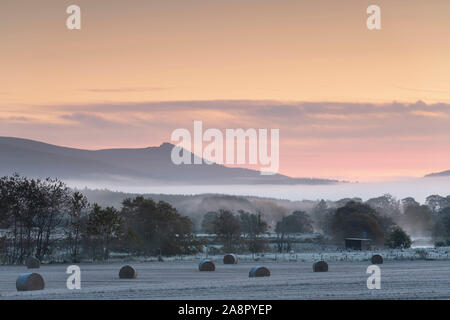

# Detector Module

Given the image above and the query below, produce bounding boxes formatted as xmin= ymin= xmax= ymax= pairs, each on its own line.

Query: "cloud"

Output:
xmin=2 ymin=116 xmax=31 ymax=122
xmin=392 ymin=85 xmax=450 ymax=95
xmin=59 ymin=112 xmax=131 ymax=129
xmin=13 ymin=99 xmax=450 ymax=140
xmin=82 ymin=87 xmax=172 ymax=93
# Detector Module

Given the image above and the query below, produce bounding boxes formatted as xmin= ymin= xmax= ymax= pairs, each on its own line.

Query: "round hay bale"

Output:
xmin=25 ymin=256 xmax=40 ymax=269
xmin=16 ymin=273 xmax=45 ymax=291
xmin=223 ymin=254 xmax=238 ymax=264
xmin=249 ymin=266 xmax=270 ymax=277
xmin=119 ymin=265 xmax=137 ymax=279
xmin=371 ymin=254 xmax=383 ymax=264
xmin=198 ymin=259 xmax=215 ymax=271
xmin=313 ymin=260 xmax=328 ymax=272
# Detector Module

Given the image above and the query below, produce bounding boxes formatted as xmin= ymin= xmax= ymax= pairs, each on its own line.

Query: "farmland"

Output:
xmin=1 ymin=258 xmax=449 ymax=300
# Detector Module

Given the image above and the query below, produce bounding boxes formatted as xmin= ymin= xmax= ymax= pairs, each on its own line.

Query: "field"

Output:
xmin=1 ymin=258 xmax=449 ymax=300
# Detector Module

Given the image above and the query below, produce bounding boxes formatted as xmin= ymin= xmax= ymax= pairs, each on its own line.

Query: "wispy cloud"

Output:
xmin=0 ymin=116 xmax=32 ymax=122
xmin=59 ymin=112 xmax=128 ymax=128
xmin=82 ymin=87 xmax=172 ymax=93
xmin=392 ymin=85 xmax=450 ymax=95
xmin=9 ymin=99 xmax=450 ymax=139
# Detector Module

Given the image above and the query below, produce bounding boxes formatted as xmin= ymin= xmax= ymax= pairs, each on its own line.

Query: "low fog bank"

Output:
xmin=66 ymin=176 xmax=450 ymax=203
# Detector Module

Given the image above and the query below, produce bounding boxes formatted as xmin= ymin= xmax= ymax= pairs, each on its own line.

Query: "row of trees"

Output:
xmin=0 ymin=175 xmax=72 ymax=264
xmin=202 ymin=209 xmax=320 ymax=254
xmin=200 ymin=203 xmax=399 ymax=253
xmin=312 ymin=194 xmax=450 ymax=247
xmin=202 ymin=210 xmax=269 ymax=253
xmin=0 ymin=175 xmax=201 ymax=264
xmin=201 ymin=208 xmax=316 ymax=253
xmin=201 ymin=194 xmax=450 ymax=252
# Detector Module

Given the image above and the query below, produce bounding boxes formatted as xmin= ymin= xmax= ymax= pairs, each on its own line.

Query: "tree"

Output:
xmin=85 ymin=204 xmax=124 ymax=260
xmin=35 ymin=178 xmax=70 ymax=260
xmin=201 ymin=211 xmax=218 ymax=234
xmin=366 ymin=194 xmax=402 ymax=226
xmin=366 ymin=194 xmax=400 ymax=213
xmin=238 ymin=211 xmax=268 ymax=254
xmin=334 ymin=197 xmax=362 ymax=208
xmin=403 ymin=205 xmax=433 ymax=237
xmin=330 ymin=201 xmax=384 ymax=245
xmin=276 ymin=211 xmax=313 ymax=234
xmin=0 ymin=174 xmax=26 ymax=263
xmin=0 ymin=175 xmax=70 ymax=263
xmin=312 ymin=200 xmax=334 ymax=235
xmin=426 ymin=195 xmax=450 ymax=213
xmin=401 ymin=197 xmax=419 ymax=210
xmin=275 ymin=211 xmax=313 ymax=252
xmin=65 ymin=192 xmax=89 ymax=262
xmin=213 ymin=210 xmax=241 ymax=252
xmin=433 ymin=207 xmax=450 ymax=244
xmin=121 ymin=196 xmax=198 ymax=256
xmin=385 ymin=226 xmax=412 ymax=248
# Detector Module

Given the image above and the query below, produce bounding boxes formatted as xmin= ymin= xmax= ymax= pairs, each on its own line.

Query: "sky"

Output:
xmin=1 ymin=0 xmax=450 ymax=182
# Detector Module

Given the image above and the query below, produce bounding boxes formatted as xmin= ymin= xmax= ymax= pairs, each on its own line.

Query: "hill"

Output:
xmin=425 ymin=170 xmax=450 ymax=178
xmin=0 ymin=137 xmax=339 ymax=185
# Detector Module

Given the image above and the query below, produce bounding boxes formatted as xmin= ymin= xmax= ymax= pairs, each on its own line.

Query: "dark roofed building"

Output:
xmin=345 ymin=238 xmax=372 ymax=250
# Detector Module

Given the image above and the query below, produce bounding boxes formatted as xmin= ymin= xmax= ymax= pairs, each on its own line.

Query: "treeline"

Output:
xmin=311 ymin=194 xmax=450 ymax=248
xmin=201 ymin=210 xmax=270 ymax=254
xmin=0 ymin=175 xmax=201 ymax=264
xmin=2 ymin=174 xmax=450 ymax=264
xmin=197 ymin=209 xmax=318 ymax=254
xmin=314 ymin=194 xmax=450 ymax=248
xmin=200 ymin=194 xmax=450 ymax=252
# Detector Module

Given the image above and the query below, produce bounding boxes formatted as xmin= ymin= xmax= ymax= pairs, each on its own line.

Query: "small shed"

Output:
xmin=345 ymin=238 xmax=372 ymax=250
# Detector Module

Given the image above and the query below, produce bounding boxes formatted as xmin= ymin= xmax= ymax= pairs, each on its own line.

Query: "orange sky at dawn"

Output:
xmin=1 ymin=0 xmax=450 ymax=181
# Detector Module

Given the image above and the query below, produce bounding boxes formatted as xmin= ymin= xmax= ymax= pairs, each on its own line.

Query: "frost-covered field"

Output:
xmin=1 ymin=257 xmax=449 ymax=300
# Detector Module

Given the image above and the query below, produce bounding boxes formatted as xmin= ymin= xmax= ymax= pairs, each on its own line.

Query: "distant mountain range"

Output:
xmin=425 ymin=170 xmax=450 ymax=178
xmin=0 ymin=137 xmax=339 ymax=185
